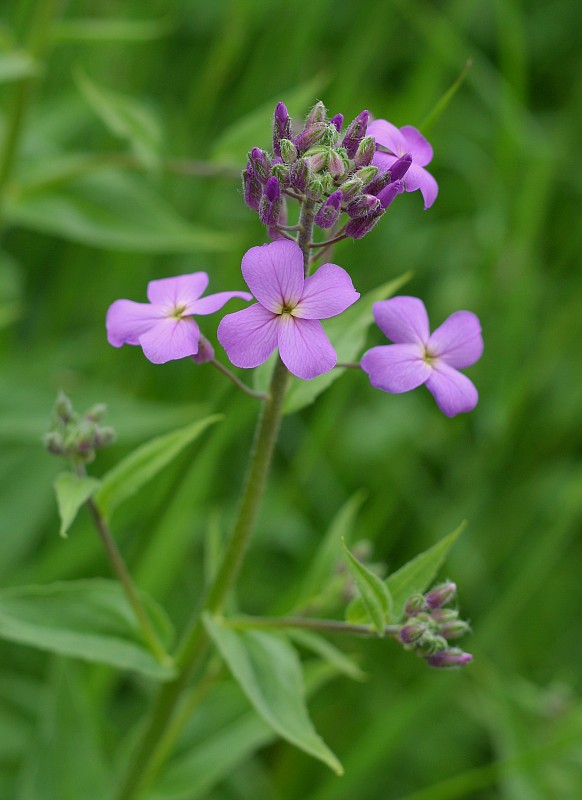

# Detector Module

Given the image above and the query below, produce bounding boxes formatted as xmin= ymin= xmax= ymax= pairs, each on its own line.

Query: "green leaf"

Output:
xmin=75 ymin=69 xmax=162 ymax=168
xmin=342 ymin=540 xmax=392 ymax=635
xmin=419 ymin=58 xmax=473 ymax=134
xmin=53 ymin=17 xmax=171 ymax=43
xmin=0 ymin=51 xmax=39 ymax=84
xmin=0 ymin=249 xmax=23 ymax=329
xmin=386 ymin=521 xmax=466 ymax=621
xmin=287 ymin=629 xmax=367 ymax=683
xmin=283 ymin=272 xmax=412 ymax=414
xmin=4 ymin=169 xmax=233 ymax=253
xmin=94 ymin=415 xmax=221 ymax=519
xmin=0 ymin=580 xmax=174 ymax=680
xmin=53 ymin=472 xmax=101 ymax=538
xmin=17 ymin=661 xmax=112 ymax=800
xmin=211 ymin=74 xmax=329 ymax=166
xmin=203 ymin=614 xmax=343 ymax=774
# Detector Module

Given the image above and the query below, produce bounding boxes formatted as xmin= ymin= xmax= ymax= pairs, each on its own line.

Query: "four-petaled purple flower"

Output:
xmin=217 ymin=240 xmax=359 ymax=380
xmin=361 ymin=297 xmax=483 ymax=417
xmin=367 ymin=119 xmax=438 ymax=210
xmin=106 ymin=274 xmax=251 ymax=365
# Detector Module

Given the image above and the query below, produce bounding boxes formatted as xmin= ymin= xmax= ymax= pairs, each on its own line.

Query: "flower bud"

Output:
xmin=192 ymin=335 xmax=215 ymax=364
xmin=306 ymin=146 xmax=328 ymax=173
xmin=76 ymin=420 xmax=97 ymax=455
xmin=439 ymin=620 xmax=471 ymax=640
xmin=430 ymin=608 xmax=458 ymax=624
xmin=339 ymin=177 xmax=362 ymax=202
xmin=84 ymin=403 xmax=107 ymax=423
xmin=314 ymin=190 xmax=342 ymax=229
xmin=44 ymin=431 xmax=66 ymax=456
xmin=390 ymin=152 xmax=412 ymax=182
xmin=268 ymin=197 xmax=287 ymax=240
xmin=293 ymin=122 xmax=326 ymax=153
xmin=330 ymin=113 xmax=344 ymax=133
xmin=242 ymin=164 xmax=262 ymax=211
xmin=404 ymin=593 xmax=428 ymax=617
xmin=354 ymin=165 xmax=379 ymax=186
xmin=259 ymin=177 xmax=282 ymax=226
xmin=279 ymin=138 xmax=298 ymax=164
xmin=305 ymin=100 xmax=326 ymax=126
xmin=289 ymin=159 xmax=311 ymax=193
xmin=347 ymin=193 xmax=381 ymax=219
xmin=363 ymin=169 xmax=392 ymax=196
xmin=270 ymin=161 xmax=290 ymax=186
xmin=273 ymin=101 xmax=292 ymax=157
xmin=377 ymin=180 xmax=404 ymax=209
xmin=345 ymin=207 xmax=384 ymax=239
xmin=321 ymin=173 xmax=335 ymax=194
xmin=354 ymin=135 xmax=376 ymax=168
xmin=425 ymin=581 xmax=457 ymax=610
xmin=342 ymin=110 xmax=369 ymax=158
xmin=327 ymin=149 xmax=346 ymax=180
xmin=93 ymin=426 xmax=116 ymax=449
xmin=427 ymin=648 xmax=473 ymax=668
xmin=55 ymin=391 xmax=74 ymax=424
xmin=306 ymin=175 xmax=324 ymax=200
xmin=416 ymin=634 xmax=448 ymax=656
xmin=399 ymin=623 xmax=427 ymax=644
xmin=249 ymin=147 xmax=271 ymax=184
xmin=321 ymin=124 xmax=341 ymax=147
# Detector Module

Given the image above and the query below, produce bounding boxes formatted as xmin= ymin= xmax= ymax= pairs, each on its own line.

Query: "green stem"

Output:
xmin=210 ymin=358 xmax=268 ymax=400
xmin=0 ymin=0 xmax=58 ymax=225
xmin=226 ymin=614 xmax=402 ymax=639
xmin=116 ymin=201 xmax=317 ymax=800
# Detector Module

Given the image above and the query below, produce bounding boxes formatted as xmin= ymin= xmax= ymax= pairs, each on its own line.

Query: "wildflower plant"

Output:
xmin=36 ymin=100 xmax=482 ymax=796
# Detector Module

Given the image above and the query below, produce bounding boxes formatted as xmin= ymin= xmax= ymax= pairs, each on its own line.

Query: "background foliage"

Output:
xmin=1 ymin=0 xmax=581 ymax=798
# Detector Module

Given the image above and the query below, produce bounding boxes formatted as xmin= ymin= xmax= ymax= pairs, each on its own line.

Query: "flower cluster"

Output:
xmin=244 ymin=101 xmax=437 ymax=241
xmin=44 ymin=392 xmax=116 ymax=464
xmin=399 ymin=582 xmax=472 ymax=668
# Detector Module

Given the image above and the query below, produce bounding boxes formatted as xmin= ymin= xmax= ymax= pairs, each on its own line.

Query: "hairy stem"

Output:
xmin=226 ymin=614 xmax=402 ymax=639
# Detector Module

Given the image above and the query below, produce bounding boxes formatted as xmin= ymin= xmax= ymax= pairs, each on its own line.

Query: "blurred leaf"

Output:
xmin=0 ymin=250 xmax=23 ymax=329
xmin=94 ymin=415 xmax=222 ymax=520
xmin=75 ymin=69 xmax=162 ymax=168
xmin=53 ymin=17 xmax=171 ymax=43
xmin=203 ymin=614 xmax=343 ymax=774
xmin=211 ymin=74 xmax=328 ymax=165
xmin=419 ymin=59 xmax=473 ymax=133
xmin=53 ymin=472 xmax=101 ymax=538
xmin=342 ymin=540 xmax=392 ymax=635
xmin=287 ymin=629 xmax=367 ymax=682
xmin=0 ymin=50 xmax=39 ymax=84
xmin=18 ymin=661 xmax=111 ymax=800
xmin=0 ymin=580 xmax=174 ymax=680
xmin=282 ymin=271 xmax=412 ymax=414
xmin=4 ymin=170 xmax=233 ymax=253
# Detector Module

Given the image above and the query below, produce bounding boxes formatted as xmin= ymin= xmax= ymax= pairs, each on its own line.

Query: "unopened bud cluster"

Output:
xmin=399 ymin=582 xmax=472 ymax=668
xmin=243 ymin=101 xmax=412 ymax=240
xmin=43 ymin=392 xmax=116 ymax=464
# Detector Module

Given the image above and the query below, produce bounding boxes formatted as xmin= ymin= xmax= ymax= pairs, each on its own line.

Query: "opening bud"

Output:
xmin=258 ymin=177 xmax=282 ymax=226
xmin=354 ymin=135 xmax=376 ymax=168
xmin=424 ymin=581 xmax=457 ymax=610
xmin=273 ymin=102 xmax=292 ymax=156
xmin=427 ymin=648 xmax=473 ymax=669
xmin=249 ymin=147 xmax=271 ymax=184
xmin=390 ymin=152 xmax=413 ymax=182
xmin=314 ymin=190 xmax=342 ymax=229
xmin=305 ymin=100 xmax=326 ymax=126
xmin=363 ymin=169 xmax=392 ymax=196
xmin=342 ymin=109 xmax=369 ymax=158
xmin=377 ymin=180 xmax=404 ymax=209
xmin=330 ymin=113 xmax=344 ymax=133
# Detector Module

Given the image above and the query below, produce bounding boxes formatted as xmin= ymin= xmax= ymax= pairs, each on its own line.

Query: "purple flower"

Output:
xmin=106 ymin=274 xmax=252 ymax=365
xmin=367 ymin=119 xmax=438 ymax=210
xmin=361 ymin=296 xmax=483 ymax=417
xmin=217 ymin=240 xmax=359 ymax=380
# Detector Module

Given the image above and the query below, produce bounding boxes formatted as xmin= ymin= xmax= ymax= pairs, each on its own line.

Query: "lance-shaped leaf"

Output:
xmin=0 ymin=579 xmax=174 ymax=680
xmin=203 ymin=614 xmax=343 ymax=775
xmin=342 ymin=540 xmax=392 ymax=635
xmin=53 ymin=472 xmax=101 ymax=538
xmin=94 ymin=415 xmax=221 ymax=520
xmin=0 ymin=50 xmax=39 ymax=84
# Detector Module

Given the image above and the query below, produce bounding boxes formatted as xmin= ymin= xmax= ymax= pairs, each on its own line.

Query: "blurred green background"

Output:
xmin=1 ymin=0 xmax=582 ymax=798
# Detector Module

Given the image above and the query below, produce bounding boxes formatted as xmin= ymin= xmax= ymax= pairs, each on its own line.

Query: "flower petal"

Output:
xmin=241 ymin=240 xmax=304 ymax=313
xmin=428 ymin=311 xmax=483 ymax=368
xmin=138 ymin=317 xmax=200 ymax=364
xmin=402 ymin=164 xmax=439 ymax=209
xmin=372 ymin=297 xmax=430 ymax=345
xmin=294 ymin=264 xmax=359 ymax=320
xmin=146 ymin=273 xmax=209 ymax=309
xmin=277 ymin=316 xmax=336 ymax=379
xmin=189 ymin=290 xmax=252 ymax=316
xmin=361 ymin=343 xmax=431 ymax=393
xmin=400 ymin=125 xmax=433 ymax=166
xmin=217 ymin=304 xmax=279 ymax=368
xmin=425 ymin=362 xmax=478 ymax=417
xmin=106 ymin=300 xmax=163 ymax=347
xmin=367 ymin=119 xmax=407 ymax=156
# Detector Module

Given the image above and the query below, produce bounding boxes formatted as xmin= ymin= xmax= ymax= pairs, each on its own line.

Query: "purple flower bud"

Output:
xmin=305 ymin=100 xmax=326 ymax=126
xmin=306 ymin=147 xmax=327 ymax=173
xmin=342 ymin=110 xmax=369 ymax=158
xmin=354 ymin=135 xmax=376 ymax=168
xmin=399 ymin=623 xmax=427 ymax=644
xmin=430 ymin=608 xmax=458 ymax=624
xmin=440 ymin=620 xmax=471 ymax=640
xmin=268 ymin=197 xmax=287 ymax=240
xmin=242 ymin=164 xmax=262 ymax=211
xmin=93 ymin=426 xmax=116 ymax=449
xmin=345 ymin=207 xmax=384 ymax=239
xmin=427 ymin=648 xmax=473 ymax=668
xmin=293 ymin=122 xmax=326 ymax=153
xmin=364 ymin=169 xmax=393 ymax=196
xmin=44 ymin=431 xmax=66 ymax=456
xmin=280 ymin=138 xmax=298 ymax=164
xmin=192 ymin=335 xmax=215 ymax=364
xmin=327 ymin=150 xmax=346 ymax=180
xmin=339 ymin=177 xmax=362 ymax=202
xmin=273 ymin=102 xmax=292 ymax=157
xmin=249 ymin=147 xmax=271 ymax=184
xmin=347 ymin=193 xmax=381 ymax=219
xmin=404 ymin=593 xmax=428 ymax=617
xmin=330 ymin=113 xmax=344 ymax=133
xmin=314 ymin=190 xmax=342 ymax=229
xmin=271 ymin=161 xmax=290 ymax=187
xmin=289 ymin=159 xmax=311 ymax=193
xmin=55 ymin=391 xmax=74 ymax=424
xmin=377 ymin=180 xmax=404 ymax=209
xmin=390 ymin=152 xmax=413 ymax=182
xmin=425 ymin=582 xmax=457 ymax=610
xmin=258 ymin=177 xmax=282 ymax=226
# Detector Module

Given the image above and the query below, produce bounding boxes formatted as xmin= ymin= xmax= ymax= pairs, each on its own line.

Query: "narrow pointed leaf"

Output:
xmin=420 ymin=59 xmax=473 ymax=133
xmin=342 ymin=540 xmax=392 ymax=635
xmin=0 ymin=51 xmax=39 ymax=84
xmin=288 ymin=629 xmax=367 ymax=682
xmin=203 ymin=613 xmax=343 ymax=774
xmin=94 ymin=415 xmax=221 ymax=519
xmin=53 ymin=472 xmax=101 ymax=538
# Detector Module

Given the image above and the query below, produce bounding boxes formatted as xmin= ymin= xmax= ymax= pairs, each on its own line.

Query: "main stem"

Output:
xmin=117 ymin=199 xmax=316 ymax=800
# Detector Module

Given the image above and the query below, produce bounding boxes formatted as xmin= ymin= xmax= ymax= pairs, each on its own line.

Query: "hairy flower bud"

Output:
xmin=427 ymin=648 xmax=473 ymax=668
xmin=242 ymin=164 xmax=262 ymax=211
xmin=305 ymin=100 xmax=326 ymax=126
xmin=314 ymin=190 xmax=342 ymax=229
xmin=439 ymin=619 xmax=471 ymax=640
xmin=404 ymin=593 xmax=427 ymax=617
xmin=425 ymin=581 xmax=457 ymax=610
xmin=293 ymin=122 xmax=326 ymax=153
xmin=192 ymin=335 xmax=215 ymax=364
xmin=327 ymin=149 xmax=346 ymax=180
xmin=273 ymin=101 xmax=292 ymax=157
xmin=330 ymin=113 xmax=344 ymax=133
xmin=345 ymin=207 xmax=384 ymax=239
xmin=44 ymin=431 xmax=66 ymax=456
xmin=289 ymin=159 xmax=311 ymax=193
xmin=347 ymin=193 xmax=381 ymax=219
xmin=399 ymin=622 xmax=427 ymax=644
xmin=354 ymin=135 xmax=376 ymax=168
xmin=306 ymin=146 xmax=328 ymax=173
xmin=259 ymin=177 xmax=282 ymax=226
xmin=270 ymin=161 xmax=290 ymax=186
xmin=279 ymin=138 xmax=298 ymax=164
xmin=342 ymin=109 xmax=369 ymax=158
xmin=249 ymin=147 xmax=271 ymax=184
xmin=390 ymin=152 xmax=413 ymax=182
xmin=377 ymin=180 xmax=404 ymax=209
xmin=93 ymin=426 xmax=116 ymax=449
xmin=339 ymin=177 xmax=362 ymax=202
xmin=84 ymin=403 xmax=107 ymax=423
xmin=354 ymin=165 xmax=379 ymax=186
xmin=364 ymin=169 xmax=393 ymax=196
xmin=306 ymin=175 xmax=325 ymax=200
xmin=55 ymin=391 xmax=74 ymax=424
